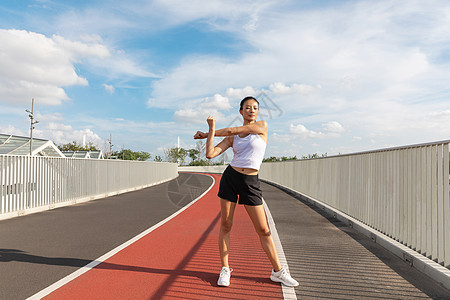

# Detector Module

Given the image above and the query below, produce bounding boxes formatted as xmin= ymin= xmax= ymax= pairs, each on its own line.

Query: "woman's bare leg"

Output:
xmin=244 ymin=204 xmax=282 ymax=272
xmin=219 ymin=198 xmax=237 ymax=268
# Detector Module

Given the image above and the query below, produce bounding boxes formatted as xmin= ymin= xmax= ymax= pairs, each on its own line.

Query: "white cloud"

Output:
xmin=0 ymin=30 xmax=90 ymax=105
xmin=58 ymin=33 xmax=156 ymax=79
xmin=269 ymin=82 xmax=320 ymax=95
xmin=98 ymin=53 xmax=157 ymax=79
xmin=0 ymin=29 xmax=89 ymax=105
xmin=271 ymin=133 xmax=292 ymax=143
xmin=323 ymin=121 xmax=345 ymax=133
xmin=202 ymin=94 xmax=232 ymax=110
xmin=0 ymin=105 xmax=25 ymax=116
xmin=173 ymin=108 xmax=209 ymax=124
xmin=0 ymin=125 xmax=24 ymax=136
xmin=171 ymin=93 xmax=233 ymax=124
xmin=103 ymin=83 xmax=115 ymax=94
xmin=128 ymin=0 xmax=275 ymax=32
xmin=52 ymin=34 xmax=110 ymax=60
xmin=36 ymin=112 xmax=64 ymax=122
xmin=34 ymin=122 xmax=103 ymax=146
xmin=225 ymin=86 xmax=260 ymax=100
xmin=289 ymin=121 xmax=345 ymax=140
xmin=428 ymin=110 xmax=450 ymax=118
xmin=290 ymin=124 xmax=323 ymax=139
xmin=0 ymin=29 xmax=155 ymax=106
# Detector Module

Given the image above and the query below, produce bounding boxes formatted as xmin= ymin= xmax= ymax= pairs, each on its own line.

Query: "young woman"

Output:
xmin=194 ymin=96 xmax=299 ymax=287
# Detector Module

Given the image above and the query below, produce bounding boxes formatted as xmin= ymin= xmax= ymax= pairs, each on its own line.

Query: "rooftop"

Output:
xmin=0 ymin=134 xmax=64 ymax=157
xmin=62 ymin=150 xmax=104 ymax=159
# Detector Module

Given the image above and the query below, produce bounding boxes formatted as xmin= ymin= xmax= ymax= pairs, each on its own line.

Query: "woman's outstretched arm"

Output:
xmin=214 ymin=120 xmax=268 ymax=137
xmin=194 ymin=116 xmax=232 ymax=159
xmin=194 ymin=120 xmax=268 ymax=139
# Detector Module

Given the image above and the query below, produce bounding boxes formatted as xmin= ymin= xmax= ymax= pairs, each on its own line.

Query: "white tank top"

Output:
xmin=230 ymin=134 xmax=267 ymax=170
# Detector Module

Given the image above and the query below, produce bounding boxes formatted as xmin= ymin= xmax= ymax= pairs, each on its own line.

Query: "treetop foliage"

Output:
xmin=58 ymin=141 xmax=98 ymax=151
xmin=263 ymin=153 xmax=327 ymax=162
xmin=112 ymin=149 xmax=151 ymax=161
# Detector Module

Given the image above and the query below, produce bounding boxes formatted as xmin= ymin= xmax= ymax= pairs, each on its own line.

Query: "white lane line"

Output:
xmin=263 ymin=199 xmax=298 ymax=300
xmin=28 ymin=174 xmax=215 ymax=300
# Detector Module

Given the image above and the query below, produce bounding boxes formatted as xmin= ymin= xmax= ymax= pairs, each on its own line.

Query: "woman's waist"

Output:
xmin=229 ymin=155 xmax=262 ymax=173
xmin=230 ymin=165 xmax=258 ymax=175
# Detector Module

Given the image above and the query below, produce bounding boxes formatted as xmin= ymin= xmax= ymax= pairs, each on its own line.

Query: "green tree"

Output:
xmin=263 ymin=156 xmax=280 ymax=162
xmin=189 ymin=159 xmax=210 ymax=166
xmin=281 ymin=155 xmax=297 ymax=161
xmin=263 ymin=155 xmax=297 ymax=162
xmin=188 ymin=149 xmax=200 ymax=162
xmin=154 ymin=155 xmax=163 ymax=162
xmin=195 ymin=140 xmax=205 ymax=160
xmin=112 ymin=149 xmax=151 ymax=161
xmin=263 ymin=153 xmax=328 ymax=163
xmin=301 ymin=153 xmax=327 ymax=160
xmin=58 ymin=141 xmax=98 ymax=151
xmin=164 ymin=147 xmax=188 ymax=165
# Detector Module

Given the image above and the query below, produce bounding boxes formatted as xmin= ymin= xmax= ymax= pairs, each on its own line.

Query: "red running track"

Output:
xmin=42 ymin=174 xmax=283 ymax=299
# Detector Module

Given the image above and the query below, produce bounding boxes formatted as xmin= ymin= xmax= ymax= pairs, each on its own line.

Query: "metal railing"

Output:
xmin=1 ymin=155 xmax=178 ymax=218
xmin=259 ymin=141 xmax=450 ymax=268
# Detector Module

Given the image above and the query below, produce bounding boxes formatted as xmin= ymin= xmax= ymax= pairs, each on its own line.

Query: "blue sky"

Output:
xmin=1 ymin=0 xmax=450 ymax=161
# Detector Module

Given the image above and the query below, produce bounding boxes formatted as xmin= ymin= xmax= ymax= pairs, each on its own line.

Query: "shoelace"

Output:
xmin=220 ymin=268 xmax=233 ymax=277
xmin=277 ymin=268 xmax=289 ymax=280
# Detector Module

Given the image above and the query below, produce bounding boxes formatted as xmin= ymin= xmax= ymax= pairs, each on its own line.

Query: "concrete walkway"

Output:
xmin=263 ymin=181 xmax=450 ymax=299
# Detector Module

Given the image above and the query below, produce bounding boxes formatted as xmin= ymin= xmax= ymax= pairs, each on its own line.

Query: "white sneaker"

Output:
xmin=217 ymin=267 xmax=233 ymax=286
xmin=270 ymin=267 xmax=299 ymax=287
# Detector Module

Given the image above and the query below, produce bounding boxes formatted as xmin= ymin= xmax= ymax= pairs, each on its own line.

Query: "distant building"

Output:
xmin=0 ymin=134 xmax=64 ymax=157
xmin=62 ymin=150 xmax=104 ymax=159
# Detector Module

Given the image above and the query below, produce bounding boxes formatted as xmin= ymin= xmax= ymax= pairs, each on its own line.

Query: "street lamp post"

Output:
xmin=108 ymin=134 xmax=113 ymax=159
xmin=26 ymin=98 xmax=39 ymax=156
xmin=25 ymin=98 xmax=39 ymax=208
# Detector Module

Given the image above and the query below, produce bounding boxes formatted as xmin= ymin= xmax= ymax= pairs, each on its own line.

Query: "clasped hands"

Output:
xmin=194 ymin=116 xmax=215 ymax=139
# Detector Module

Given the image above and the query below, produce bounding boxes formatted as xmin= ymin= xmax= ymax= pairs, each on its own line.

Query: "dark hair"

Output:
xmin=239 ymin=96 xmax=259 ymax=110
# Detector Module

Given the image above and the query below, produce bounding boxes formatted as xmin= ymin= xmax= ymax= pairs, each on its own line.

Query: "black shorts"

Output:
xmin=217 ymin=165 xmax=263 ymax=206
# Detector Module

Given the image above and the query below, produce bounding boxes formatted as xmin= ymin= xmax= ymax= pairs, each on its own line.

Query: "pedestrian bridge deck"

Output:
xmin=0 ymin=173 xmax=448 ymax=299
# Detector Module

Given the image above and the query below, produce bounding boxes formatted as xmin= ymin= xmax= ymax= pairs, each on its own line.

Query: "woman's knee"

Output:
xmin=220 ymin=219 xmax=233 ymax=233
xmin=255 ymin=226 xmax=271 ymax=237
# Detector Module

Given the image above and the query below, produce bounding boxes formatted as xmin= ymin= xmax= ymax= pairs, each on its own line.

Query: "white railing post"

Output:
xmin=443 ymin=143 xmax=450 ymax=267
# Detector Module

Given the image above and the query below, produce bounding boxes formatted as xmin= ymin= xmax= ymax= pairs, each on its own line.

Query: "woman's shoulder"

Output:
xmin=256 ymin=120 xmax=268 ymax=125
xmin=256 ymin=120 xmax=268 ymax=129
xmin=255 ymin=120 xmax=268 ymax=134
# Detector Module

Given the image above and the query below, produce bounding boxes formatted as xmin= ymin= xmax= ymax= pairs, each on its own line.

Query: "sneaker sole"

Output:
xmin=270 ymin=276 xmax=299 ymax=287
xmin=217 ymin=282 xmax=230 ymax=287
